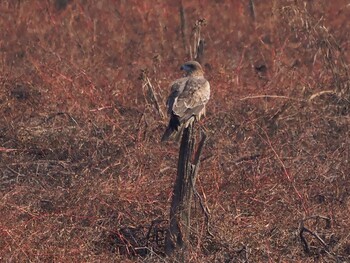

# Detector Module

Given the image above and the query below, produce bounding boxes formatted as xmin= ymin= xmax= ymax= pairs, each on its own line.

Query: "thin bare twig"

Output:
xmin=299 ymin=215 xmax=331 ymax=254
xmin=240 ymin=95 xmax=305 ymax=102
xmin=308 ymin=90 xmax=337 ymax=101
xmin=140 ymin=70 xmax=165 ymax=119
xmin=259 ymin=126 xmax=308 ymax=214
xmin=190 ymin=129 xmax=213 ymax=237
xmin=42 ymin=112 xmax=79 ymax=126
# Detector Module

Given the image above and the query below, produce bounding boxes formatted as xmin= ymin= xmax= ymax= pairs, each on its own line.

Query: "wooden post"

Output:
xmin=165 ymin=121 xmax=207 ymax=260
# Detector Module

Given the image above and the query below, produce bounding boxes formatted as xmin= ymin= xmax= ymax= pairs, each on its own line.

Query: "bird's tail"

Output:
xmin=161 ymin=115 xmax=196 ymax=142
xmin=161 ymin=115 xmax=181 ymax=142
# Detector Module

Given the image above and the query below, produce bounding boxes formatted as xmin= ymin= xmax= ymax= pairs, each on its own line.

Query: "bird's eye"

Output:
xmin=181 ymin=63 xmax=196 ymax=71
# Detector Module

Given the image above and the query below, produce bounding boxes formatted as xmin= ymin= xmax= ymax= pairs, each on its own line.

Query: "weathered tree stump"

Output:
xmin=165 ymin=120 xmax=206 ymax=260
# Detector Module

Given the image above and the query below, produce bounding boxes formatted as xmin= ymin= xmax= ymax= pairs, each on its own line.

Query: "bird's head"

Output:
xmin=180 ymin=61 xmax=204 ymax=77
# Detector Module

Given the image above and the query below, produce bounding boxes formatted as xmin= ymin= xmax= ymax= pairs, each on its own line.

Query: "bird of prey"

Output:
xmin=161 ymin=61 xmax=210 ymax=142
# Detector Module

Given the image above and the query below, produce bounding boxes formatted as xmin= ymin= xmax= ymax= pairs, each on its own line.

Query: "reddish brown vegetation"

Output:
xmin=0 ymin=0 xmax=349 ymax=262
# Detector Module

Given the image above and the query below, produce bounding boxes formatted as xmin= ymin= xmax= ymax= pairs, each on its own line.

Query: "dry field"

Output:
xmin=0 ymin=0 xmax=349 ymax=262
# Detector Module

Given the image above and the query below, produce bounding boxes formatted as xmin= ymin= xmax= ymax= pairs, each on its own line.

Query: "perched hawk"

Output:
xmin=161 ymin=61 xmax=210 ymax=142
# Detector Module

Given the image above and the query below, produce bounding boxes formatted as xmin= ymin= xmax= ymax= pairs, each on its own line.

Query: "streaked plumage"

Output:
xmin=161 ymin=61 xmax=210 ymax=142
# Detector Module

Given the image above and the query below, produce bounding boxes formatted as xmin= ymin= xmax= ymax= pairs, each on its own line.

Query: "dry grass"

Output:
xmin=0 ymin=0 xmax=349 ymax=262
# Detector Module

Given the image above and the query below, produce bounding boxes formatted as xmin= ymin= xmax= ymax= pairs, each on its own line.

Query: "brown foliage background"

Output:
xmin=0 ymin=0 xmax=349 ymax=262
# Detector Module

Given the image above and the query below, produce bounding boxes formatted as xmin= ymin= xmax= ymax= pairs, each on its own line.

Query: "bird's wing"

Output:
xmin=172 ymin=77 xmax=210 ymax=122
xmin=166 ymin=77 xmax=188 ymax=115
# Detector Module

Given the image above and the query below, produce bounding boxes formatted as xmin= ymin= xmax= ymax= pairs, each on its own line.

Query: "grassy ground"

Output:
xmin=0 ymin=0 xmax=349 ymax=262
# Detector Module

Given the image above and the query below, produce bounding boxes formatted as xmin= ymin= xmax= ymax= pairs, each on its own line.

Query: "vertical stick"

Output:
xmin=165 ymin=122 xmax=195 ymax=260
xmin=248 ymin=0 xmax=256 ymax=21
xmin=195 ymin=39 xmax=205 ymax=64
xmin=179 ymin=0 xmax=188 ymax=56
